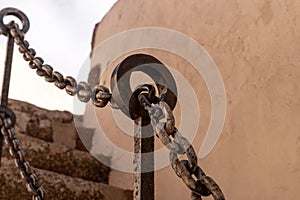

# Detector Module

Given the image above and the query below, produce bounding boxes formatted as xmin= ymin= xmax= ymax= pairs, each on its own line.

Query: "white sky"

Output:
xmin=0 ymin=0 xmax=117 ymax=114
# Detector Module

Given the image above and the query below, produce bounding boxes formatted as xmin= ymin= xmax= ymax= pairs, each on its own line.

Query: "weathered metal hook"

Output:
xmin=0 ymin=7 xmax=30 ymax=36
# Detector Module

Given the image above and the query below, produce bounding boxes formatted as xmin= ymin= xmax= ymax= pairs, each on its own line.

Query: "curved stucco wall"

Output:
xmin=85 ymin=0 xmax=300 ymax=199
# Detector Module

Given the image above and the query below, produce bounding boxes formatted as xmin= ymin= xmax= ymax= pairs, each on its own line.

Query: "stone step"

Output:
xmin=7 ymin=99 xmax=94 ymax=151
xmin=1 ymin=133 xmax=110 ymax=183
xmin=0 ymin=160 xmax=132 ymax=200
xmin=8 ymin=99 xmax=73 ymax=143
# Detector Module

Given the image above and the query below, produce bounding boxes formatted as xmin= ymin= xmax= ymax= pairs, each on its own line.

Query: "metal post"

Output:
xmin=110 ymin=54 xmax=177 ymax=200
xmin=0 ymin=9 xmax=30 ymax=165
xmin=0 ymin=33 xmax=15 ymax=165
xmin=133 ymin=116 xmax=154 ymax=200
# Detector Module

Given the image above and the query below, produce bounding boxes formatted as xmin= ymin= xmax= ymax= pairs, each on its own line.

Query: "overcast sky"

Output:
xmin=0 ymin=1 xmax=117 ymax=113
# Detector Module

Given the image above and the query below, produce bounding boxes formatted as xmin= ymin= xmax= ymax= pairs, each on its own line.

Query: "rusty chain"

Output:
xmin=6 ymin=22 xmax=112 ymax=107
xmin=0 ymin=113 xmax=46 ymax=200
xmin=138 ymin=85 xmax=225 ymax=200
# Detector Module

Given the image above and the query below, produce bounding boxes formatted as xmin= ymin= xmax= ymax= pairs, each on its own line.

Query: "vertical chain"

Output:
xmin=0 ymin=114 xmax=46 ymax=200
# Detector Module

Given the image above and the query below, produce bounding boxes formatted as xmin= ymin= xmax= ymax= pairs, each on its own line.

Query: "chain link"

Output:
xmin=139 ymin=94 xmax=225 ymax=200
xmin=0 ymin=113 xmax=46 ymax=200
xmin=8 ymin=22 xmax=112 ymax=108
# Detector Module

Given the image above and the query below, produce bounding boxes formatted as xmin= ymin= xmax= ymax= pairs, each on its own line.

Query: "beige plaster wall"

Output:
xmin=86 ymin=0 xmax=300 ymax=199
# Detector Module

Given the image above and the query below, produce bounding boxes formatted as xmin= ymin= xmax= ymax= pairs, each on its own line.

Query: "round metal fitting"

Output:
xmin=110 ymin=53 xmax=177 ymax=120
xmin=0 ymin=7 xmax=30 ymax=36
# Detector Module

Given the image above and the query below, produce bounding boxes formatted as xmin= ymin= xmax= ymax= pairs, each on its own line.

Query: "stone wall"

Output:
xmin=86 ymin=0 xmax=300 ymax=199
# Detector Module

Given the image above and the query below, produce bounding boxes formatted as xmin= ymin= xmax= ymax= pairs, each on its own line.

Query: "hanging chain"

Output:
xmin=0 ymin=113 xmax=46 ymax=200
xmin=138 ymin=86 xmax=225 ymax=200
xmin=7 ymin=22 xmax=112 ymax=107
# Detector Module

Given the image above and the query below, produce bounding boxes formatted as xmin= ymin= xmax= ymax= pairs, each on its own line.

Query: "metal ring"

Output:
xmin=110 ymin=53 xmax=177 ymax=119
xmin=0 ymin=7 xmax=30 ymax=36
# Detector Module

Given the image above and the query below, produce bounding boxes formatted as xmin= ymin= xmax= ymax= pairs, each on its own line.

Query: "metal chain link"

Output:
xmin=0 ymin=113 xmax=46 ymax=200
xmin=8 ymin=22 xmax=112 ymax=108
xmin=139 ymin=92 xmax=225 ymax=200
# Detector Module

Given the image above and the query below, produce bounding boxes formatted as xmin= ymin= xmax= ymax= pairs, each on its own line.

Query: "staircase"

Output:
xmin=0 ymin=99 xmax=132 ymax=200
